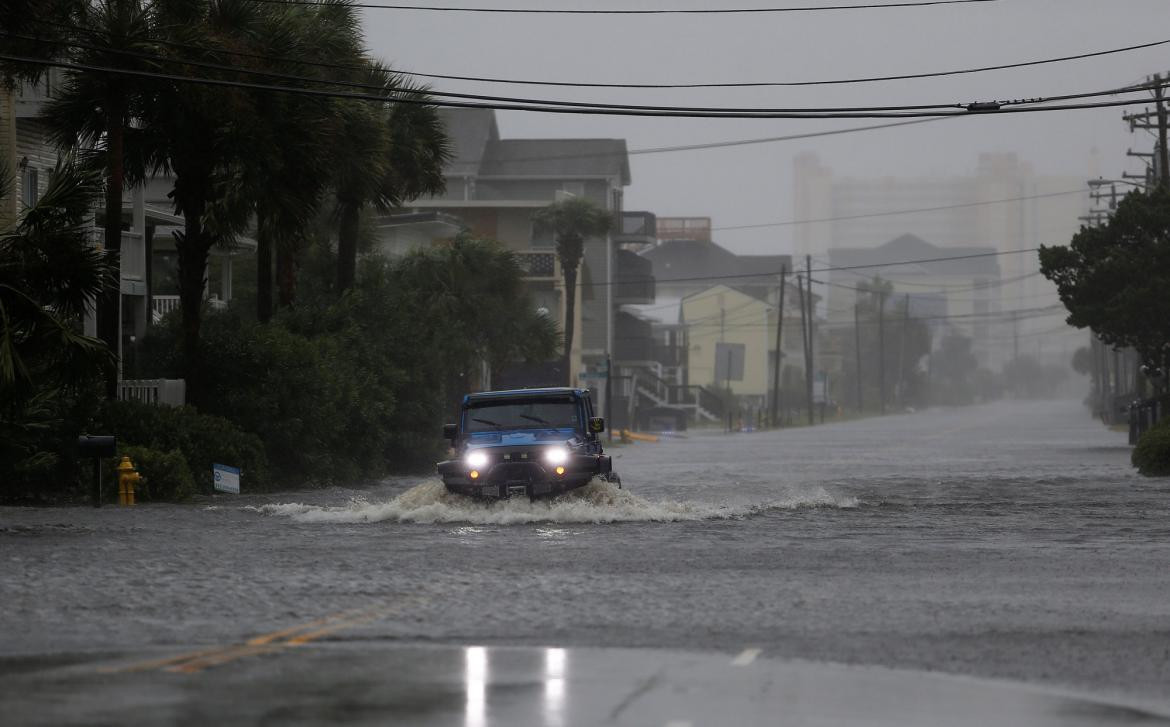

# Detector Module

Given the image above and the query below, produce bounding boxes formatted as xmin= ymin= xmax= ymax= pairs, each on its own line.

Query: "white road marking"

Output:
xmin=731 ymin=647 xmax=762 ymax=666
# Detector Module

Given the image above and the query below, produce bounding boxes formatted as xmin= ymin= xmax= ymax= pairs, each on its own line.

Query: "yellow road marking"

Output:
xmin=167 ymin=644 xmax=282 ymax=673
xmin=285 ymin=610 xmax=388 ymax=646
xmin=99 ymin=600 xmax=421 ymax=675
xmin=97 ymin=646 xmax=228 ymax=674
xmin=245 ymin=609 xmax=366 ymax=646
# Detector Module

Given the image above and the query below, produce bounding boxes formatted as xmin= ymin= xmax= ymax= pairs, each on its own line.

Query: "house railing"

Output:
xmin=152 ymin=294 xmax=226 ymax=322
xmin=119 ymin=379 xmax=186 ymax=407
xmin=515 ymin=250 xmax=559 ymax=280
xmin=153 ymin=295 xmax=181 ymax=319
xmin=669 ymin=384 xmax=724 ymax=418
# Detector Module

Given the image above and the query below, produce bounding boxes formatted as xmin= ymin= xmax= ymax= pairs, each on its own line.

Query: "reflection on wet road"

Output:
xmin=3 ymin=400 xmax=1170 ymax=723
xmin=5 ymin=642 xmax=1169 ymax=726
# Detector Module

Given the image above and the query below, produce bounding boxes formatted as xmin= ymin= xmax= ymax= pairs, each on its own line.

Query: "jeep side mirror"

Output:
xmin=443 ymin=423 xmax=458 ymax=440
xmin=588 ymin=417 xmax=605 ymax=433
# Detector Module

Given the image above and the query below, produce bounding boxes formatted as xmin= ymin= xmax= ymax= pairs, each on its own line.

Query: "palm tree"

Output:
xmin=532 ymin=197 xmax=611 ymax=385
xmin=128 ymin=0 xmax=261 ymax=405
xmin=332 ymin=64 xmax=449 ymax=293
xmin=0 ymin=160 xmax=114 ymax=463
xmin=38 ymin=0 xmax=156 ymax=398
xmin=238 ymin=1 xmax=362 ymax=319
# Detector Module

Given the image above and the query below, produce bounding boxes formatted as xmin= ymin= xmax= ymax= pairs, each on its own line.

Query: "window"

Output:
xmin=21 ymin=167 xmax=38 ymax=208
xmin=530 ymin=215 xmax=555 ymax=248
xmin=561 ymin=181 xmax=585 ymax=198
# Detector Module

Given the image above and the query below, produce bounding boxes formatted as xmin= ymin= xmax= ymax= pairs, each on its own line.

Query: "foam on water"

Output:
xmin=250 ymin=479 xmax=858 ymax=525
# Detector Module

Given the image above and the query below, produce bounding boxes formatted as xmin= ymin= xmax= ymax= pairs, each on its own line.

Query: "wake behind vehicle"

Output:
xmin=437 ymin=387 xmax=618 ymax=499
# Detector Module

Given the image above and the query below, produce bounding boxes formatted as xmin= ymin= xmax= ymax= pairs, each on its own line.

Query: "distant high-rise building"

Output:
xmin=793 ymin=152 xmax=1090 ymax=368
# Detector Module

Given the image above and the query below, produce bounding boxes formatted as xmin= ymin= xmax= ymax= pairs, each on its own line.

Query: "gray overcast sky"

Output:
xmin=361 ymin=0 xmax=1169 ymax=254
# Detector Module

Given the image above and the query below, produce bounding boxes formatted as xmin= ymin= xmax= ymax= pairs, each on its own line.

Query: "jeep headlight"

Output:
xmin=465 ymin=450 xmax=489 ymax=469
xmin=544 ymin=447 xmax=569 ymax=466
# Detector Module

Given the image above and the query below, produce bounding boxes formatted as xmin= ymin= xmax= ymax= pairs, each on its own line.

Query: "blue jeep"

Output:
xmin=437 ymin=387 xmax=618 ymax=499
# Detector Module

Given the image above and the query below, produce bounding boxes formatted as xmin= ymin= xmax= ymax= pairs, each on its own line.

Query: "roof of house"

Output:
xmin=437 ymin=108 xmax=630 ymax=184
xmin=642 ymin=239 xmax=790 ymax=286
xmin=480 ymin=139 xmax=631 ymax=183
xmin=438 ymin=107 xmax=499 ymax=177
xmin=829 ymin=234 xmax=1000 ymax=277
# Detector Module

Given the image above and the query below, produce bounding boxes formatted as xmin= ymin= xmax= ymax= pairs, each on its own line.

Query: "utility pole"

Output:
xmin=797 ymin=274 xmax=813 ymax=425
xmin=605 ymin=352 xmax=613 ymax=443
xmin=896 ymin=293 xmax=909 ymax=409
xmin=1012 ymin=311 xmax=1020 ymax=363
xmin=770 ymin=266 xmax=787 ymax=428
xmin=1154 ymin=73 xmax=1169 ymax=187
xmin=854 ymin=301 xmax=863 ymax=414
xmin=878 ymin=290 xmax=887 ymax=416
xmin=805 ymin=255 xmax=815 ymax=426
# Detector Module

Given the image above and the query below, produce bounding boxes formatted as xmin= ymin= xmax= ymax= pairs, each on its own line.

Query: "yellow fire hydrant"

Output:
xmin=117 ymin=457 xmax=140 ymax=506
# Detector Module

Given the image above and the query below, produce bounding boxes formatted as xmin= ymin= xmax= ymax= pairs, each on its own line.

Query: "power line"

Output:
xmin=702 ymin=304 xmax=1066 ymax=331
xmin=630 ymin=119 xmax=948 ymax=155
xmin=38 ymin=18 xmax=1166 ymax=95
xmin=17 ymin=34 xmax=1162 ymax=117
xmin=710 ymin=189 xmax=1087 ymax=231
xmin=249 ymin=0 xmax=1000 ymax=14
xmin=4 ymin=52 xmax=1165 ymax=120
xmin=5 ymin=33 xmax=973 ymax=114
xmin=22 ymin=21 xmax=970 ymax=153
xmin=400 ymin=37 xmax=1170 ymax=89
xmin=589 ymin=247 xmax=1040 ymax=288
xmin=826 ymin=266 xmax=1043 ymax=290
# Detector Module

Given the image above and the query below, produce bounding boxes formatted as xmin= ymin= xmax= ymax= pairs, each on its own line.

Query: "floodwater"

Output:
xmin=3 ymin=399 xmax=1169 ymax=709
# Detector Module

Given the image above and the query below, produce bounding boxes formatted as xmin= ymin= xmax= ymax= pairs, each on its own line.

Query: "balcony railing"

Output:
xmin=151 ymin=295 xmax=226 ymax=323
xmin=515 ymin=250 xmax=559 ymax=280
xmin=615 ymin=211 xmax=657 ymax=247
xmin=119 ymin=379 xmax=186 ymax=407
xmin=153 ymin=295 xmax=181 ymax=319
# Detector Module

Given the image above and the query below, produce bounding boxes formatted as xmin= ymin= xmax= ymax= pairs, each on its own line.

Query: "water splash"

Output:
xmin=250 ymin=480 xmax=857 ymax=525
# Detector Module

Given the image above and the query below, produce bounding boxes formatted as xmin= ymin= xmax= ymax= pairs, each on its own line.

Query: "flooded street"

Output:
xmin=4 ymin=399 xmax=1170 ymax=722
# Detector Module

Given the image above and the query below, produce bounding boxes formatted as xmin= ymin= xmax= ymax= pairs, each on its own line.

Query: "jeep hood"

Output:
xmin=466 ymin=429 xmax=578 ymax=448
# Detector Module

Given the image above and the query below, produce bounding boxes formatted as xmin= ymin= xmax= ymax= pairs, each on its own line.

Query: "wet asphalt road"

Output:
xmin=2 ymin=399 xmax=1169 ymax=724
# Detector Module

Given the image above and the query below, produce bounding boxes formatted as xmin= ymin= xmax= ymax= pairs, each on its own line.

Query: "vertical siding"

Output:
xmin=15 ymin=119 xmax=58 ymax=206
xmin=0 ymin=88 xmax=18 ymax=228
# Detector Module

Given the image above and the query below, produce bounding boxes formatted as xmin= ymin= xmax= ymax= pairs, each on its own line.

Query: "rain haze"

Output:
xmin=364 ymin=0 xmax=1170 ymax=252
xmin=3 ymin=1 xmax=1170 ymax=725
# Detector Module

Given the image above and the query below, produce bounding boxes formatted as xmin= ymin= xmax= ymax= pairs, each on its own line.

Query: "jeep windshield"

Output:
xmin=464 ymin=396 xmax=582 ymax=433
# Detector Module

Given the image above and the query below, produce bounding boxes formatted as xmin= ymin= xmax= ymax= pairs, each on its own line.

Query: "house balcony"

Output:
xmin=614 ymin=249 xmax=655 ymax=305
xmin=615 ymin=211 xmax=656 ymax=249
xmin=515 ymin=250 xmax=560 ymax=281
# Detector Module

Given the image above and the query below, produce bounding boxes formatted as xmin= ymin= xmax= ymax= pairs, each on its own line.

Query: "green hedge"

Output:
xmin=1133 ymin=418 xmax=1170 ymax=477
xmin=95 ymin=400 xmax=270 ymax=492
xmin=104 ymin=445 xmax=197 ymax=502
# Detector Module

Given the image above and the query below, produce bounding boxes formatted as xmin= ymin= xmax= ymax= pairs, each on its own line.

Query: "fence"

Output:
xmin=151 ymin=295 xmax=226 ymax=322
xmin=118 ymin=379 xmax=186 ymax=407
xmin=1129 ymin=398 xmax=1165 ymax=445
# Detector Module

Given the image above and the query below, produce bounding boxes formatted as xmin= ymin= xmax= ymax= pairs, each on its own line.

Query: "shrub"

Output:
xmin=94 ymin=400 xmax=270 ymax=492
xmin=1133 ymin=418 xmax=1170 ymax=477
xmin=106 ymin=445 xmax=197 ymax=502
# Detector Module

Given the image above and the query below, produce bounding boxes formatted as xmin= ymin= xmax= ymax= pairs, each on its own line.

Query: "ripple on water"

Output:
xmin=247 ymin=479 xmax=858 ymax=525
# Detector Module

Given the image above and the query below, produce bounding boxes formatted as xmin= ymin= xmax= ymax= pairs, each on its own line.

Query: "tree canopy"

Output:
xmin=1039 ymin=187 xmax=1170 ymax=370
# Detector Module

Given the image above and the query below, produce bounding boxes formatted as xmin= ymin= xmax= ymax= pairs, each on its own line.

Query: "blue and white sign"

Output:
xmin=212 ymin=463 xmax=241 ymax=494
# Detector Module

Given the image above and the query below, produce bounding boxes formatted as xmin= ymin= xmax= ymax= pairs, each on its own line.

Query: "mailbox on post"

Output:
xmin=77 ymin=435 xmax=116 ymax=507
xmin=77 ymin=435 xmax=116 ymax=458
